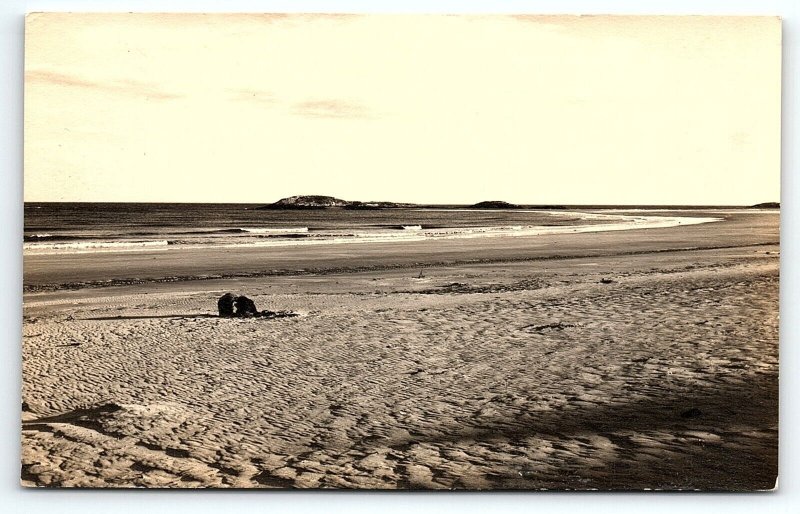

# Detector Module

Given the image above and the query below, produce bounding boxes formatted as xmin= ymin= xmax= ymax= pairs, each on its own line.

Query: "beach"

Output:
xmin=21 ymin=209 xmax=779 ymax=490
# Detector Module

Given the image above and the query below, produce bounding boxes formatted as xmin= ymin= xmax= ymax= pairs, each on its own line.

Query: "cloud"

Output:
xmin=291 ymin=99 xmax=374 ymax=119
xmin=230 ymin=91 xmax=373 ymax=120
xmin=26 ymin=69 xmax=181 ymax=100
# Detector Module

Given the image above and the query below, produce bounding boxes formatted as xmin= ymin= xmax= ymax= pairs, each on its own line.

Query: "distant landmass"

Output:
xmin=256 ymin=196 xmax=767 ymax=210
xmin=258 ymin=195 xmax=349 ymax=209
xmin=257 ymin=195 xmax=414 ymax=210
xmin=344 ymin=200 xmax=416 ymax=210
xmin=259 ymin=196 xmax=539 ymax=210
xmin=469 ymin=201 xmax=521 ymax=209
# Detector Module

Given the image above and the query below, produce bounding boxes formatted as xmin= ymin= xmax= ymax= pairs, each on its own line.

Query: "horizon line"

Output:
xmin=22 ymin=200 xmax=780 ymax=207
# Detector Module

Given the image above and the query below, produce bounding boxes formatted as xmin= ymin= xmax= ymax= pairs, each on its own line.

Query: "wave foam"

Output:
xmin=24 ymin=240 xmax=169 ymax=253
xmin=22 ymin=213 xmax=723 ymax=254
xmin=242 ymin=227 xmax=309 ymax=234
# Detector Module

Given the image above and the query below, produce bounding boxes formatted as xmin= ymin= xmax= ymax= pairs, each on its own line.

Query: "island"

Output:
xmin=469 ymin=200 xmax=521 ymax=209
xmin=257 ymin=195 xmax=415 ymax=210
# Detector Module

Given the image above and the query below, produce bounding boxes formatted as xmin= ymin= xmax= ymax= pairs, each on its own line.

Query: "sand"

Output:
xmin=20 ymin=211 xmax=779 ymax=490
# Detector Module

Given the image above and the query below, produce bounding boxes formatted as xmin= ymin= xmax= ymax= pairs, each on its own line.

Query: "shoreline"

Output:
xmin=23 ymin=211 xmax=779 ymax=293
xmin=23 ymin=210 xmax=722 ymax=255
xmin=23 ymin=241 xmax=777 ymax=294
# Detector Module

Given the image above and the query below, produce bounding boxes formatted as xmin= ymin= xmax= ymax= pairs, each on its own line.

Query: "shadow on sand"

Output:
xmin=379 ymin=372 xmax=778 ymax=491
xmin=83 ymin=312 xmax=298 ymax=321
xmin=82 ymin=314 xmax=217 ymax=321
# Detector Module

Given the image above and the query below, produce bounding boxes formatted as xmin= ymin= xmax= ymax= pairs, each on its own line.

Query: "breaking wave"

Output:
xmin=23 ymin=213 xmax=722 ymax=255
xmin=241 ymin=227 xmax=309 ymax=234
xmin=24 ymin=240 xmax=170 ymax=253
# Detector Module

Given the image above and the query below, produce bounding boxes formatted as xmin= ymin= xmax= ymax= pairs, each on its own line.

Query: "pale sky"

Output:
xmin=24 ymin=14 xmax=781 ymax=205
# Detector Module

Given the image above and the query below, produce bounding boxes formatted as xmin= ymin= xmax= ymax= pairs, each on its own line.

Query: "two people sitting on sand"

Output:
xmin=217 ymin=293 xmax=298 ymax=319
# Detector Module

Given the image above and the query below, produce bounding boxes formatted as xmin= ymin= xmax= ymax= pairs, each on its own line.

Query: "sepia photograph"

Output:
xmin=21 ymin=13 xmax=780 ymax=490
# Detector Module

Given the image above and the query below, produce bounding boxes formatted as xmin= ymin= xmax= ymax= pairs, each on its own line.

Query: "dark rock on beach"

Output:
xmin=750 ymin=202 xmax=780 ymax=209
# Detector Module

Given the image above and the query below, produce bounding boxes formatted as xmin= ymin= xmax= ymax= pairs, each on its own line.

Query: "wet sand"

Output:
xmin=21 ymin=210 xmax=779 ymax=489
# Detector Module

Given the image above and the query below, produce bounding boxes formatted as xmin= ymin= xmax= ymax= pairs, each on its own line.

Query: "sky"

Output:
xmin=24 ymin=13 xmax=781 ymax=205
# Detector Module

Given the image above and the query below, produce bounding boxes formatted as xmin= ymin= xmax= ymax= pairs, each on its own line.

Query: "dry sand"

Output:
xmin=21 ymin=211 xmax=779 ymax=490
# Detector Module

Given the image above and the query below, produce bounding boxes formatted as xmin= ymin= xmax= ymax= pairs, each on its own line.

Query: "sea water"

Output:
xmin=23 ymin=203 xmax=721 ymax=255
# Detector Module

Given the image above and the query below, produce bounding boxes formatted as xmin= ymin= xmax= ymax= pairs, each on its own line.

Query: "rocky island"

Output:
xmin=257 ymin=195 xmax=414 ymax=210
xmin=469 ymin=200 xmax=521 ymax=209
xmin=257 ymin=195 xmax=350 ymax=210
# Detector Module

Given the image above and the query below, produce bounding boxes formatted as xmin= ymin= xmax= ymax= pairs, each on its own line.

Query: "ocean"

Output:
xmin=23 ymin=203 xmax=721 ymax=255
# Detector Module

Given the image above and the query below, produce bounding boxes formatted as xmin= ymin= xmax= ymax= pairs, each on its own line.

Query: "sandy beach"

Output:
xmin=21 ymin=210 xmax=779 ymax=490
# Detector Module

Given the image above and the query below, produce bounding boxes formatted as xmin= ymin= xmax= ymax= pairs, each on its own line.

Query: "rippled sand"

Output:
xmin=21 ymin=212 xmax=779 ymax=490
